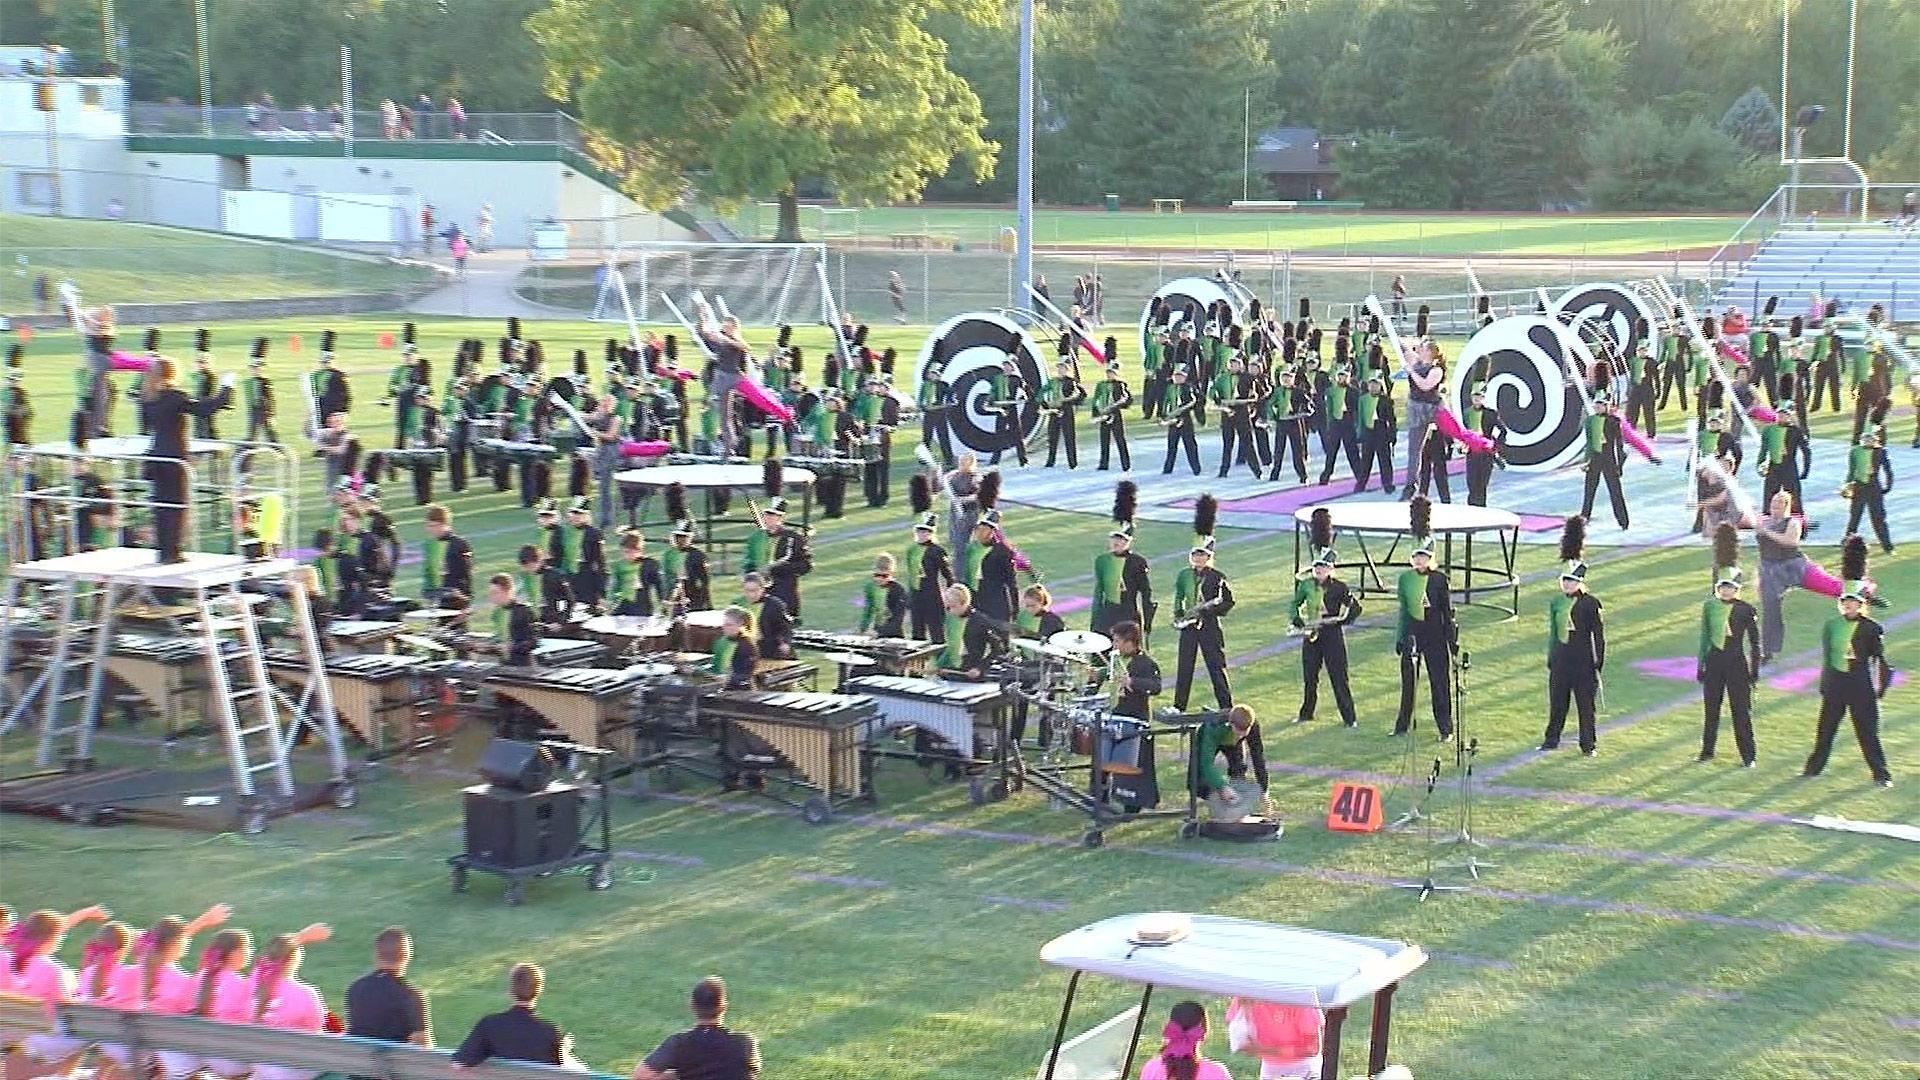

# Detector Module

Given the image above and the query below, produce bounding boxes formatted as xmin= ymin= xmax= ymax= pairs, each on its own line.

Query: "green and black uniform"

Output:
xmin=1291 ymin=573 xmax=1360 ymax=725
xmin=421 ymin=531 xmax=474 ymax=602
xmin=1844 ymin=438 xmax=1894 ymax=552
xmin=1392 ymin=565 xmax=1454 ymax=738
xmin=608 ymin=554 xmax=663 ymax=616
xmin=1804 ymin=612 xmax=1892 ymax=783
xmin=1090 ymin=375 xmax=1132 ymax=471
xmin=1090 ymin=548 xmax=1153 ymax=636
xmin=902 ymin=538 xmax=952 ymax=642
xmin=1540 ymin=588 xmax=1606 ymax=753
xmin=1580 ymin=409 xmax=1630 ymax=529
xmin=860 ymin=576 xmax=910 ymax=638
xmin=1697 ymin=593 xmax=1761 ymax=763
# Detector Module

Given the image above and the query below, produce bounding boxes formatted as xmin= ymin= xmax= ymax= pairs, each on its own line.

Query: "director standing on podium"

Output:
xmin=141 ymin=355 xmax=233 ymax=564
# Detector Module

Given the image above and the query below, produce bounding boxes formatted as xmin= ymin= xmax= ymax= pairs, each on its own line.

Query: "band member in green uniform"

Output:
xmin=963 ymin=470 xmax=1003 ymax=591
xmin=1172 ymin=496 xmax=1234 ymax=713
xmin=387 ymin=323 xmax=419 ymax=450
xmin=1292 ymin=509 xmax=1361 ymax=727
xmin=1140 ymin=313 xmax=1168 ymax=421
xmin=988 ymin=350 xmax=1027 ymax=467
xmin=900 ymin=474 xmax=953 ymax=642
xmin=662 ymin=513 xmax=711 ymax=612
xmin=740 ymin=458 xmax=787 ymax=574
xmin=1698 ymin=524 xmax=1761 ymax=767
xmin=860 ymin=554 xmax=910 ymax=638
xmin=1803 ymin=562 xmax=1893 ymax=787
xmin=938 ymin=583 xmax=1010 ymax=679
xmin=1461 ymin=381 xmax=1507 ymax=506
xmin=1191 ymin=704 xmax=1263 ymax=806
xmin=1091 ymin=482 xmax=1153 ymax=637
xmin=1393 ymin=497 xmax=1455 ymax=740
xmin=746 ymin=492 xmax=811 ymax=620
xmin=1353 ymin=370 xmax=1398 ymax=494
xmin=556 ymin=496 xmax=606 ymax=610
xmin=188 ymin=349 xmax=222 ymax=440
xmin=1656 ymin=308 xmax=1690 ymax=413
xmin=420 ymin=504 xmax=474 ymax=605
xmin=1160 ymin=365 xmax=1201 ymax=476
xmin=1316 ymin=363 xmax=1359 ymax=486
xmin=1758 ymin=372 xmax=1812 ymax=516
xmin=516 ymin=542 xmax=574 ymax=629
xmin=970 ymin=503 xmax=1021 ymax=622
xmin=918 ymin=346 xmax=954 ymax=469
xmin=1090 ymin=340 xmax=1133 ymax=471
xmin=1808 ymin=318 xmax=1842 ymax=414
xmin=1579 ymin=390 xmax=1631 ymax=529
xmin=1749 ymin=296 xmax=1781 ymax=404
xmin=739 ymin=571 xmax=793 ymax=660
xmin=609 ymin=528 xmax=664 ymax=616
xmin=1042 ymin=350 xmax=1085 ymax=470
xmin=486 ymin=572 xmax=538 ymax=668
xmin=1539 ymin=517 xmax=1607 ymax=757
xmin=855 ymin=369 xmax=894 ymax=507
xmin=1623 ymin=319 xmax=1658 ymax=435
xmin=242 ymin=336 xmax=277 ymax=443
xmin=712 ymin=605 xmax=759 ymax=690
xmin=1843 ymin=403 xmax=1894 ymax=553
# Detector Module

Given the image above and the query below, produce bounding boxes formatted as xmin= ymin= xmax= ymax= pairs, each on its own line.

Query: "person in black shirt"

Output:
xmin=345 ymin=927 xmax=431 ymax=1046
xmin=487 ymin=573 xmax=538 ymax=668
xmin=861 ymin=554 xmax=910 ymax=639
xmin=634 ymin=976 xmax=760 ymax=1080
xmin=452 ymin=963 xmax=569 ymax=1069
xmin=942 ymin=584 xmax=1009 ymax=679
xmin=517 ymin=544 xmax=575 ymax=628
xmin=740 ymin=572 xmax=793 ymax=660
xmin=190 ymin=352 xmax=222 ymax=439
xmin=1109 ymin=621 xmax=1160 ymax=722
xmin=140 ymin=356 xmax=234 ymax=562
xmin=718 ymin=607 xmax=759 ymax=691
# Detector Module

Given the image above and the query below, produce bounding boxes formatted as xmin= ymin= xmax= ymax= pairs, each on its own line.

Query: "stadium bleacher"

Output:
xmin=1714 ymin=227 xmax=1920 ymax=322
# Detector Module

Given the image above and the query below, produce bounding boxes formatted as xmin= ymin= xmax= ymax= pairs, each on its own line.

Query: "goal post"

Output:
xmin=589 ymin=241 xmax=835 ymax=329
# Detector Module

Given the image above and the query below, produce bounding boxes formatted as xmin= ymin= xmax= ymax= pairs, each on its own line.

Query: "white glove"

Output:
xmin=219 ymin=373 xmax=237 ymax=390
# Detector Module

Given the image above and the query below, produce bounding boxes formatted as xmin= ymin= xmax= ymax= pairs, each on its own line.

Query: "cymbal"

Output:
xmin=1048 ymin=630 xmax=1112 ymax=655
xmin=394 ymin=633 xmax=452 ymax=654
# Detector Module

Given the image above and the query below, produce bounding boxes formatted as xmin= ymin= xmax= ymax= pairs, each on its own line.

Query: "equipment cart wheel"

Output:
xmin=503 ymin=880 xmax=525 ymax=906
xmin=1178 ymin=820 xmax=1200 ymax=841
xmin=452 ymin=867 xmax=469 ymax=893
xmin=801 ymin=795 xmax=833 ymax=825
xmin=238 ymin=807 xmax=269 ymax=836
xmin=588 ymin=862 xmax=614 ymax=891
xmin=969 ymin=776 xmax=1010 ymax=805
xmin=331 ymin=781 xmax=358 ymax=809
xmin=1080 ymin=828 xmax=1105 ymax=850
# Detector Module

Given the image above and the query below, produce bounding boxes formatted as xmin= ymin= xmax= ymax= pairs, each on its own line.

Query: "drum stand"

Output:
xmin=1392 ymin=757 xmax=1464 ymax=901
xmin=1437 ymin=648 xmax=1496 ymax=880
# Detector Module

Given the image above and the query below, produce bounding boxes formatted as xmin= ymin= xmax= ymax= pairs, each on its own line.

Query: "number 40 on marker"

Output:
xmin=1326 ymin=781 xmax=1383 ymax=833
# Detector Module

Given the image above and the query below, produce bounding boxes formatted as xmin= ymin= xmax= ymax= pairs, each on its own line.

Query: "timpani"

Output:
xmin=1292 ymin=501 xmax=1523 ymax=617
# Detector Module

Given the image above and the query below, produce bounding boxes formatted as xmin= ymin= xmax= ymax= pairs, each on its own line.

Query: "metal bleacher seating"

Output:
xmin=1713 ymin=227 xmax=1920 ymax=322
xmin=32 ymin=1003 xmax=623 ymax=1080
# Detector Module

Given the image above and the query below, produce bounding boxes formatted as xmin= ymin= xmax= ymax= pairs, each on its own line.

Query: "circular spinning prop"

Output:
xmin=918 ymin=312 xmax=1044 ymax=455
xmin=1137 ymin=276 xmax=1246 ymax=360
xmin=1549 ymin=282 xmax=1659 ymax=365
xmin=1448 ymin=315 xmax=1597 ymax=473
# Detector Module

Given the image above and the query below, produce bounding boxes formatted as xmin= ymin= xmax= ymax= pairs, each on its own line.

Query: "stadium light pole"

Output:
xmin=1015 ymin=0 xmax=1034 ymax=313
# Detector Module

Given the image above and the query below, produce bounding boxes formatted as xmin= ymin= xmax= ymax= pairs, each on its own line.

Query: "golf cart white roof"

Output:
xmin=1040 ymin=913 xmax=1427 ymax=1008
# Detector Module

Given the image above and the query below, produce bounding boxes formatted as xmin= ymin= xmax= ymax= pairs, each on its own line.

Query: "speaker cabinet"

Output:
xmin=477 ymin=738 xmax=557 ymax=793
xmin=462 ymin=783 xmax=581 ymax=869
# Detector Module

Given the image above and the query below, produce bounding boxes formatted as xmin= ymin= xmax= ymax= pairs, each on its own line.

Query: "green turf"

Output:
xmin=728 ymin=205 xmax=1743 ymax=258
xmin=4 ymin=315 xmax=1917 ymax=1080
xmin=0 ymin=213 xmax=435 ymax=310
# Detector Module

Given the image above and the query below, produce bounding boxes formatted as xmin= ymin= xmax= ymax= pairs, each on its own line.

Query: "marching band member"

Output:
xmin=905 ymin=475 xmax=954 ymax=642
xmin=970 ymin=504 xmax=1020 ymax=622
xmin=1171 ymin=497 xmax=1234 ymax=713
xmin=1292 ymin=509 xmax=1360 ymax=727
xmin=1843 ymin=403 xmax=1895 ymax=553
xmin=1216 ymin=353 xmax=1260 ymax=480
xmin=713 ymin=605 xmax=760 ymax=690
xmin=739 ymin=571 xmax=793 ymax=660
xmin=1159 ymin=365 xmax=1202 ymax=477
xmin=1539 ymin=517 xmax=1606 ymax=757
xmin=559 ymin=496 xmax=607 ymax=610
xmin=1623 ymin=319 xmax=1658 ymax=436
xmin=854 ymin=369 xmax=891 ymax=507
xmin=1757 ymin=373 xmax=1812 ymax=518
xmin=1462 ymin=380 xmax=1508 ymax=506
xmin=1191 ymin=704 xmax=1263 ymax=807
xmin=918 ymin=345 xmax=954 ymax=469
xmin=1140 ymin=311 xmax=1168 ymax=421
xmin=241 ymin=335 xmax=278 ymax=443
xmin=1109 ymin=621 xmax=1160 ymax=726
xmin=1316 ymin=360 xmax=1360 ymax=486
xmin=1656 ymin=308 xmax=1691 ymax=413
xmin=6 ymin=346 xmax=33 ymax=449
xmin=1042 ymin=350 xmax=1085 ymax=470
xmin=937 ymin=583 xmax=1010 ymax=679
xmin=1803 ymin=576 xmax=1894 ymax=787
xmin=387 ymin=323 xmax=420 ymax=450
xmin=189 ymin=347 xmax=222 ymax=440
xmin=420 ymin=504 xmax=474 ymax=605
xmin=141 ymin=355 xmax=234 ymax=563
xmin=1579 ymin=389 xmax=1633 ymax=530
xmin=1091 ymin=482 xmax=1153 ymax=637
xmin=486 ymin=571 xmax=538 ymax=669
xmin=1353 ymin=368 xmax=1398 ymax=494
xmin=663 ymin=515 xmax=712 ymax=613
xmin=1017 ymin=583 xmax=1066 ymax=640
xmin=609 ymin=528 xmax=665 ymax=617
xmin=516 ymin=542 xmax=574 ymax=630
xmin=988 ymin=350 xmax=1028 ymax=467
xmin=860 ymin=554 xmax=911 ymax=638
xmin=1091 ymin=340 xmax=1133 ymax=471
xmin=1808 ymin=318 xmax=1842 ymax=414
xmin=818 ymin=390 xmax=855 ymax=519
xmin=747 ymin=492 xmax=812 ymax=619
xmin=1697 ymin=525 xmax=1761 ymax=767
xmin=1392 ymin=497 xmax=1455 ymax=741
xmin=443 ymin=372 xmax=476 ymax=493
xmin=309 ymin=333 xmax=352 ymax=435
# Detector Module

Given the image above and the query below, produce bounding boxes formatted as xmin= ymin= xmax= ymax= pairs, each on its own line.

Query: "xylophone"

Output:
xmin=103 ymin=633 xmax=229 ymax=736
xmin=325 ymin=619 xmax=407 ymax=654
xmin=486 ymin=666 xmax=652 ymax=752
xmin=791 ymin=630 xmax=944 ymax=676
xmin=262 ymin=650 xmax=437 ymax=751
xmin=843 ymin=675 xmax=1011 ymax=759
xmin=696 ymin=690 xmax=881 ymax=811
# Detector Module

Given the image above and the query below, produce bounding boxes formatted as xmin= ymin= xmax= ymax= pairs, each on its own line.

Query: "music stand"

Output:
xmin=1437 ymin=648 xmax=1496 ymax=880
xmin=1392 ymin=757 xmax=1465 ymax=902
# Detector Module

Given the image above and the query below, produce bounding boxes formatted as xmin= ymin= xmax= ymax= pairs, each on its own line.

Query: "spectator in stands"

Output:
xmin=1138 ymin=1001 xmax=1232 ymax=1080
xmin=328 ymin=102 xmax=345 ymax=137
xmin=1390 ymin=274 xmax=1408 ymax=320
xmin=452 ymin=963 xmax=573 ymax=1069
xmin=123 ymin=906 xmax=233 ymax=1080
xmin=380 ymin=99 xmax=400 ymax=140
xmin=477 ymin=204 xmax=495 ymax=252
xmin=633 ymin=977 xmax=760 ymax=1080
xmin=448 ymin=97 xmax=468 ymax=140
xmin=250 ymin=933 xmax=331 ymax=1080
xmin=422 ymin=205 xmax=437 ymax=255
xmin=75 ymin=921 xmax=136 ymax=1006
xmin=259 ymin=93 xmax=278 ymax=132
xmin=414 ymin=94 xmax=435 ymax=139
xmin=299 ymin=103 xmax=318 ymax=132
xmin=450 ymin=229 xmax=470 ymax=276
xmin=1 ymin=909 xmax=92 ymax=1064
xmin=346 ymin=927 xmax=431 ymax=1047
xmin=1034 ymin=273 xmax=1051 ymax=304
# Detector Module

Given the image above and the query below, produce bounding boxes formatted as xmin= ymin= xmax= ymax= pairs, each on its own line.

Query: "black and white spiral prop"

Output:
xmin=1447 ymin=314 xmax=1598 ymax=472
xmin=916 ymin=312 xmax=1045 ymax=455
xmin=1548 ymin=282 xmax=1660 ymax=365
xmin=1137 ymin=276 xmax=1250 ymax=358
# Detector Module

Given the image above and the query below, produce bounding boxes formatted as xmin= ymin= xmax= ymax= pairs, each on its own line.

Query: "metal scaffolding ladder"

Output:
xmin=27 ymin=578 xmax=116 ymax=768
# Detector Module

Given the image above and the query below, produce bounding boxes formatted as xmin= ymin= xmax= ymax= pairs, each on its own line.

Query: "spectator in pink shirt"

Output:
xmin=125 ymin=906 xmax=234 ymax=1080
xmin=251 ymin=932 xmax=332 ymax=1080
xmin=195 ymin=924 xmax=329 ymax=1077
xmin=1139 ymin=1001 xmax=1234 ymax=1080
xmin=0 ymin=909 xmax=87 ymax=1065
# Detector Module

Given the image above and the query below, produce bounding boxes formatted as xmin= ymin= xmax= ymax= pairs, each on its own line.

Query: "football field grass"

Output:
xmin=736 ymin=205 xmax=1743 ymax=258
xmin=3 ymin=315 xmax=1916 ymax=1080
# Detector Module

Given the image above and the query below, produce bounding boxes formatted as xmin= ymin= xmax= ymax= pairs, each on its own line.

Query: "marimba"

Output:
xmin=791 ymin=630 xmax=944 ymax=676
xmin=262 ymin=650 xmax=435 ymax=751
xmin=844 ymin=674 xmax=1017 ymax=802
xmin=697 ymin=690 xmax=880 ymax=817
xmin=104 ymin=633 xmax=223 ymax=736
xmin=326 ymin=619 xmax=406 ymax=654
xmin=487 ymin=666 xmax=652 ymax=751
xmin=755 ymin=657 xmax=818 ymax=691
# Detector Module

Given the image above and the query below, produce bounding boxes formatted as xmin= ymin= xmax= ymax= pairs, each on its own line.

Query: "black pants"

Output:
xmin=1542 ymin=665 xmax=1599 ymax=752
xmin=1046 ymin=411 xmax=1079 ymax=468
xmin=991 ymin=408 xmax=1026 ymax=466
xmin=1804 ymin=676 xmax=1891 ymax=782
xmin=569 ymin=456 xmax=590 ymax=499
xmin=1846 ymin=487 xmax=1892 ymax=551
xmin=1318 ymin=422 xmax=1359 ymax=485
xmin=1089 ymin=601 xmax=1137 ymax=637
xmin=818 ymin=473 xmax=847 ymax=518
xmin=490 ymin=451 xmax=512 ymax=492
xmin=570 ymin=569 xmax=604 ymax=610
xmin=447 ymin=429 xmax=469 ymax=491
xmin=1761 ymin=465 xmax=1804 ymax=519
xmin=1140 ymin=374 xmax=1163 ymax=419
xmin=921 ymin=410 xmax=953 ymax=470
xmin=1218 ymin=720 xmax=1268 ymax=790
xmin=146 ymin=459 xmax=189 ymax=562
xmin=411 ymin=462 xmax=434 ymax=505
xmin=1098 ymin=418 xmax=1131 ymax=470
xmin=1701 ymin=661 xmax=1755 ymax=763
xmin=1300 ymin=631 xmax=1357 ymax=725
xmin=1657 ymin=362 xmax=1688 ymax=412
xmin=1417 ymin=447 xmax=1452 ymax=502
xmin=1466 ymin=451 xmax=1496 ymax=506
xmin=864 ymin=438 xmax=891 ymax=507
xmin=1809 ymin=360 xmax=1841 ymax=413
xmin=1753 ymin=359 xmax=1779 ymax=406
xmin=1268 ymin=421 xmax=1308 ymax=482
xmin=1626 ymin=381 xmax=1656 ymax=437
xmin=1582 ymin=456 xmax=1629 ymax=529
xmin=1218 ymin=414 xmax=1258 ymax=478
xmin=1163 ymin=423 xmax=1199 ymax=475
xmin=246 ymin=412 xmax=279 ymax=443
xmin=1356 ymin=427 xmax=1395 ymax=492
xmin=1174 ymin=626 xmax=1231 ymax=711
xmin=519 ymin=460 xmax=548 ymax=508
xmin=393 ymin=402 xmax=411 ymax=450
xmin=1394 ymin=640 xmax=1453 ymax=737
xmin=910 ymin=590 xmax=944 ymax=642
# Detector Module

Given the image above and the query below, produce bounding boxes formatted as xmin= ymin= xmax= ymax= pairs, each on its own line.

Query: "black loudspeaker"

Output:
xmin=463 ymin=783 xmax=582 ymax=869
xmin=478 ymin=738 xmax=556 ymax=793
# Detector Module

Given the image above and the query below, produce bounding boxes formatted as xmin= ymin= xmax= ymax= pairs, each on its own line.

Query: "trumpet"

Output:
xmin=1839 ymin=482 xmax=1857 ymax=501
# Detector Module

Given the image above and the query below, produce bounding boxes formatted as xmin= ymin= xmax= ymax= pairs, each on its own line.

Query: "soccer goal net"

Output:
xmin=591 ymin=242 xmax=830 ymax=328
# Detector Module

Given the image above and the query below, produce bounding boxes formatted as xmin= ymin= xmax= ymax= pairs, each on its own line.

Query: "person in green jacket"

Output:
xmin=1191 ymin=703 xmax=1260 ymax=805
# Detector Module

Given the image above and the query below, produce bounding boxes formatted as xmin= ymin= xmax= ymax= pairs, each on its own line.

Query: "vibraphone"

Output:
xmin=756 ymin=657 xmax=818 ymax=691
xmin=103 ymin=633 xmax=225 ymax=737
xmin=325 ymin=619 xmax=407 ymax=654
xmin=844 ymin=674 xmax=1017 ymax=803
xmin=262 ymin=650 xmax=437 ymax=752
xmin=790 ymin=630 xmax=944 ymax=676
xmin=692 ymin=690 xmax=881 ymax=819
xmin=486 ymin=666 xmax=653 ymax=751
xmin=665 ymin=452 xmax=863 ymax=479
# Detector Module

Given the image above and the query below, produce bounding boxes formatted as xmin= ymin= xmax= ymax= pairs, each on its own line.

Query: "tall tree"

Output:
xmin=531 ymin=0 xmax=997 ymax=241
xmin=1475 ymin=52 xmax=1590 ymax=209
xmin=1718 ymin=87 xmax=1780 ymax=157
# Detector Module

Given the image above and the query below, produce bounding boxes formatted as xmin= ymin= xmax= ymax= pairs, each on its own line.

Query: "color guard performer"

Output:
xmin=1802 ymin=570 xmax=1894 ymax=788
xmin=1171 ymin=496 xmax=1234 ymax=713
xmin=1392 ymin=497 xmax=1454 ymax=741
xmin=1091 ymin=340 xmax=1133 ymax=471
xmin=1292 ymin=509 xmax=1360 ymax=727
xmin=1538 ymin=517 xmax=1606 ymax=757
xmin=1091 ymin=482 xmax=1153 ymax=637
xmin=904 ymin=474 xmax=954 ymax=641
xmin=1697 ymin=525 xmax=1761 ymax=767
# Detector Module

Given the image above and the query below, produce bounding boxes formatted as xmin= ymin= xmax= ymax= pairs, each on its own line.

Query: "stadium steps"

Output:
xmin=1714 ymin=229 xmax=1920 ymax=321
xmin=695 ymin=218 xmax=742 ymax=243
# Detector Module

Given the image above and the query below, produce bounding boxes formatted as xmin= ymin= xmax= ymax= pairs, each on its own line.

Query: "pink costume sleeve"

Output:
xmin=1434 ymin=407 xmax=1496 ymax=454
xmin=1618 ymin=415 xmax=1659 ymax=463
xmin=1717 ymin=341 xmax=1750 ymax=367
xmin=109 ymin=351 xmax=154 ymax=373
xmin=734 ymin=377 xmax=795 ymax=423
xmin=618 ymin=439 xmax=673 ymax=459
xmin=652 ymin=362 xmax=696 ymax=383
xmin=1748 ymin=404 xmax=1780 ymax=424
xmin=1802 ymin=562 xmax=1844 ymax=597
xmin=1076 ymin=336 xmax=1104 ymax=365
